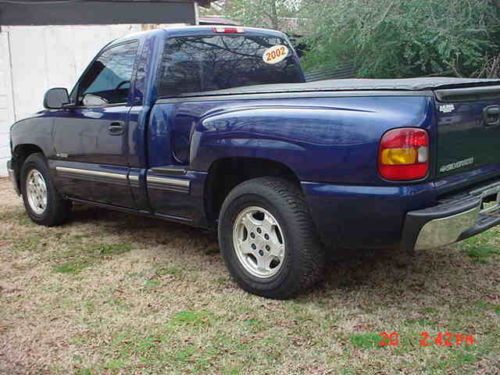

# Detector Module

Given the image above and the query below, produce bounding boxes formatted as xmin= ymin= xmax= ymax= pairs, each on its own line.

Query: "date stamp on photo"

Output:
xmin=379 ymin=332 xmax=476 ymax=347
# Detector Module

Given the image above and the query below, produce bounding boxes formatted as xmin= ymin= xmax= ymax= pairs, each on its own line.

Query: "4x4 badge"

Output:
xmin=439 ymin=104 xmax=455 ymax=113
xmin=439 ymin=157 xmax=474 ymax=173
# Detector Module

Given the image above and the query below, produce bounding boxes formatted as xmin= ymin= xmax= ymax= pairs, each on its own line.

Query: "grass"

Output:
xmin=461 ymin=230 xmax=500 ymax=263
xmin=0 ymin=178 xmax=498 ymax=374
xmin=53 ymin=259 xmax=93 ymax=274
xmin=465 ymin=245 xmax=499 ymax=263
xmin=167 ymin=310 xmax=214 ymax=328
xmin=51 ymin=241 xmax=133 ymax=274
xmin=349 ymin=333 xmax=383 ymax=349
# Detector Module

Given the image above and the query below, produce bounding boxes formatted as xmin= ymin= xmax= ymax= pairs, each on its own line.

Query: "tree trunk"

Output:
xmin=270 ymin=0 xmax=279 ymax=29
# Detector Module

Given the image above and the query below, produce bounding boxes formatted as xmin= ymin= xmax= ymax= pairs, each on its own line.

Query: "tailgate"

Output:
xmin=434 ymin=85 xmax=500 ymax=178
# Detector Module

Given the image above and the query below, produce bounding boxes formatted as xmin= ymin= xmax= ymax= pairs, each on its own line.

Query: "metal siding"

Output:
xmin=304 ymin=65 xmax=358 ymax=82
xmin=0 ymin=31 xmax=15 ymax=176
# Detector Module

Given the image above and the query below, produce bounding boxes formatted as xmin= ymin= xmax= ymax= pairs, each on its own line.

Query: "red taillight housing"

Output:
xmin=378 ymin=128 xmax=429 ymax=181
xmin=212 ymin=26 xmax=245 ymax=34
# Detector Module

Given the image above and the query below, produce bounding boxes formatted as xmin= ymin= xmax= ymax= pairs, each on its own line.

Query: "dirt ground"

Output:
xmin=0 ymin=177 xmax=498 ymax=374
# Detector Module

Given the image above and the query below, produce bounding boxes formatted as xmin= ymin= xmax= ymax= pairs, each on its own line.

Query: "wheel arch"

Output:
xmin=204 ymin=157 xmax=302 ymax=225
xmin=11 ymin=144 xmax=46 ymax=191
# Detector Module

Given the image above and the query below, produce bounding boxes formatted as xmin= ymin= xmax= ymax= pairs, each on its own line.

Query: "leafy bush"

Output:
xmin=301 ymin=0 xmax=500 ymax=78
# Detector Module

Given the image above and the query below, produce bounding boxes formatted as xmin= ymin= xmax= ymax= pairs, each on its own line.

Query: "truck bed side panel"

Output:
xmin=158 ymin=95 xmax=434 ymax=185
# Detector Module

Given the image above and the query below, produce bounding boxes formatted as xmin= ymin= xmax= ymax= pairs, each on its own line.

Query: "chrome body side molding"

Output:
xmin=54 ymin=166 xmax=192 ymax=194
xmin=55 ymin=166 xmax=128 ymax=185
xmin=146 ymin=174 xmax=191 ymax=193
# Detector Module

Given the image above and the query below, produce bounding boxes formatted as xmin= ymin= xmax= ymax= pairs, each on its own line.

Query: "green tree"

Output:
xmin=301 ymin=0 xmax=500 ymax=78
xmin=207 ymin=0 xmax=302 ymax=31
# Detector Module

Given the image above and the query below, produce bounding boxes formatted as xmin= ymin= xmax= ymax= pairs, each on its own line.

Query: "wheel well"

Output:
xmin=12 ymin=144 xmax=44 ymax=185
xmin=205 ymin=158 xmax=301 ymax=224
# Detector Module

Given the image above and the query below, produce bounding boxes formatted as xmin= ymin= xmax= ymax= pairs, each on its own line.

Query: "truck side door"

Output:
xmin=52 ymin=40 xmax=139 ymax=208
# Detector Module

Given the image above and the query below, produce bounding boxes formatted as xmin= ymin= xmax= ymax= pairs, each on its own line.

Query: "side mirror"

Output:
xmin=43 ymin=88 xmax=70 ymax=109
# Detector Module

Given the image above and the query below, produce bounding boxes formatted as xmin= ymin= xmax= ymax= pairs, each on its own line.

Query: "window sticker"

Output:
xmin=263 ymin=45 xmax=289 ymax=65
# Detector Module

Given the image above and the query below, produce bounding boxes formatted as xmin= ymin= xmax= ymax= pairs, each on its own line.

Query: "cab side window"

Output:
xmin=77 ymin=41 xmax=139 ymax=106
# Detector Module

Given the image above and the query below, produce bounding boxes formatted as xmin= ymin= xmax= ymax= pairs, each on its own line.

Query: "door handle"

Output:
xmin=483 ymin=105 xmax=500 ymax=127
xmin=108 ymin=121 xmax=125 ymax=136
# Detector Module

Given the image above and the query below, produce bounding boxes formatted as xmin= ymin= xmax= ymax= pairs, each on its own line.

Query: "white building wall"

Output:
xmin=0 ymin=31 xmax=16 ymax=176
xmin=0 ymin=24 xmax=142 ymax=176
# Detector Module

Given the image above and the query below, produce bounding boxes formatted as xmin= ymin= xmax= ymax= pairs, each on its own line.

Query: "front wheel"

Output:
xmin=218 ymin=177 xmax=325 ymax=299
xmin=20 ymin=153 xmax=71 ymax=226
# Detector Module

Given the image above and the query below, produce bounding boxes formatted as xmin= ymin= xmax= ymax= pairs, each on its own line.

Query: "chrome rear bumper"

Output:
xmin=402 ymin=181 xmax=500 ymax=251
xmin=414 ymin=205 xmax=480 ymax=250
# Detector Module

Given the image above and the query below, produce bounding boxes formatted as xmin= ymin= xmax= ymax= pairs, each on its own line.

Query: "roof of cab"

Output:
xmin=109 ymin=25 xmax=287 ymax=46
xmin=163 ymin=25 xmax=286 ymax=38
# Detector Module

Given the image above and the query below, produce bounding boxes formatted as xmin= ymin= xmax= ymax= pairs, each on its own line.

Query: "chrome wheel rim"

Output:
xmin=26 ymin=169 xmax=48 ymax=215
xmin=232 ymin=206 xmax=285 ymax=279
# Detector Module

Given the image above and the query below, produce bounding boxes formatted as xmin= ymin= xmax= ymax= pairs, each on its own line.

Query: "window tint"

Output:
xmin=77 ymin=41 xmax=139 ymax=105
xmin=157 ymin=35 xmax=304 ymax=97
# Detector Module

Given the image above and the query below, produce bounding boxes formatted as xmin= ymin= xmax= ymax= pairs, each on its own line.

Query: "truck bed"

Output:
xmin=177 ymin=77 xmax=500 ymax=98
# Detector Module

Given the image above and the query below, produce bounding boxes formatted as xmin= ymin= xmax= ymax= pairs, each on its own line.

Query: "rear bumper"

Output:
xmin=7 ymin=160 xmax=20 ymax=196
xmin=402 ymin=181 xmax=500 ymax=251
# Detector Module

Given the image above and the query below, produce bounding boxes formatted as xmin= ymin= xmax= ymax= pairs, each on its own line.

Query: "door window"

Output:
xmin=77 ymin=41 xmax=139 ymax=106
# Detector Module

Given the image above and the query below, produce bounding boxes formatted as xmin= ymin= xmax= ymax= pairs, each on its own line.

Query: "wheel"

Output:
xmin=20 ymin=153 xmax=71 ymax=226
xmin=218 ymin=177 xmax=325 ymax=299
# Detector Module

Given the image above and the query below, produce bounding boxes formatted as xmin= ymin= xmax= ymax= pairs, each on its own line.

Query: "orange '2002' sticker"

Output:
xmin=263 ymin=45 xmax=289 ymax=65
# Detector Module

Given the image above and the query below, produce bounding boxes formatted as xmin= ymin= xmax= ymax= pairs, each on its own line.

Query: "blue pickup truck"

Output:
xmin=7 ymin=26 xmax=500 ymax=298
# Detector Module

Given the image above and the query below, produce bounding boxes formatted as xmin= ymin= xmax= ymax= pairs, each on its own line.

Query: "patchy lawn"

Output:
xmin=0 ymin=178 xmax=498 ymax=374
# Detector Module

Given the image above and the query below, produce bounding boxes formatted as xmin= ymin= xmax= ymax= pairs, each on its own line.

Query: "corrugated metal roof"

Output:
xmin=305 ymin=65 xmax=358 ymax=82
xmin=0 ymin=0 xmax=206 ymax=25
xmin=198 ymin=16 xmax=240 ymax=26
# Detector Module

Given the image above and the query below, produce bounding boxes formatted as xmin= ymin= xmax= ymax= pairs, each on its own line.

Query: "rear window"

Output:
xmin=157 ymin=34 xmax=304 ymax=97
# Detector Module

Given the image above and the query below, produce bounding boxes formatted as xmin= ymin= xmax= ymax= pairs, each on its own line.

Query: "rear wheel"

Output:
xmin=20 ymin=153 xmax=71 ymax=226
xmin=218 ymin=177 xmax=325 ymax=299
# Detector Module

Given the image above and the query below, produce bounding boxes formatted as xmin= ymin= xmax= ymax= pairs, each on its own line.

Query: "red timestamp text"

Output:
xmin=379 ymin=331 xmax=475 ymax=347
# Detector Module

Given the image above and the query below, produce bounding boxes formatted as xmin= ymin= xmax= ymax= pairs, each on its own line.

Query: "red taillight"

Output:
xmin=212 ymin=26 xmax=244 ymax=34
xmin=378 ymin=128 xmax=429 ymax=181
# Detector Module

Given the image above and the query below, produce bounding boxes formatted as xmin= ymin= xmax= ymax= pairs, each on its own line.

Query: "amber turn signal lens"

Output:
xmin=380 ymin=148 xmax=418 ymax=165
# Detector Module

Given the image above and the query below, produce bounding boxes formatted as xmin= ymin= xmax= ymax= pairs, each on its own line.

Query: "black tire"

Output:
xmin=218 ymin=177 xmax=325 ymax=299
xmin=20 ymin=153 xmax=71 ymax=226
